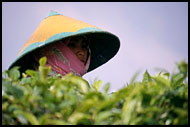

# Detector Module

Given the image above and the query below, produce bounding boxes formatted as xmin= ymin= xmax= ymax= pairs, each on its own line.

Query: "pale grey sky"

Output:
xmin=2 ymin=2 xmax=188 ymax=92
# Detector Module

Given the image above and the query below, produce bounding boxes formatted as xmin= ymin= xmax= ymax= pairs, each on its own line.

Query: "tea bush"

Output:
xmin=2 ymin=57 xmax=188 ymax=125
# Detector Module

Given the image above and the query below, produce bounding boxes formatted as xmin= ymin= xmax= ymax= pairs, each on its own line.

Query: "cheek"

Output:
xmin=68 ymin=47 xmax=77 ymax=55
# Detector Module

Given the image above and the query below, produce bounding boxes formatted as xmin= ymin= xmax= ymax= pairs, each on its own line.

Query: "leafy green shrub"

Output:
xmin=2 ymin=57 xmax=188 ymax=125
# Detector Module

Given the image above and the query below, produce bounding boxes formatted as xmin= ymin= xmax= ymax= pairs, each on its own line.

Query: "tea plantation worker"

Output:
xmin=33 ymin=35 xmax=91 ymax=76
xmin=9 ymin=11 xmax=120 ymax=77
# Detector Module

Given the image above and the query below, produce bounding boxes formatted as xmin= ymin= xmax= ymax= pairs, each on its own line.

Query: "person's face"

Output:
xmin=67 ymin=36 xmax=89 ymax=65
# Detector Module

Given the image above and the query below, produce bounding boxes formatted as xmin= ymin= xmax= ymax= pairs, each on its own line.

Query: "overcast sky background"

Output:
xmin=2 ymin=2 xmax=188 ymax=92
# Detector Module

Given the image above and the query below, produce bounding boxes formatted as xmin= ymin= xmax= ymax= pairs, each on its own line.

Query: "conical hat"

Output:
xmin=9 ymin=11 xmax=120 ymax=73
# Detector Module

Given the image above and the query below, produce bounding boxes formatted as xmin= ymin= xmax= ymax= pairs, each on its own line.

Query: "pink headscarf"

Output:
xmin=34 ymin=38 xmax=91 ymax=76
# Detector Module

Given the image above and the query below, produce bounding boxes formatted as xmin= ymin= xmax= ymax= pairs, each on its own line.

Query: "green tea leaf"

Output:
xmin=14 ymin=110 xmax=39 ymax=125
xmin=62 ymin=73 xmax=90 ymax=93
xmin=8 ymin=66 xmax=20 ymax=80
xmin=143 ymin=70 xmax=152 ymax=84
xmin=92 ymin=79 xmax=103 ymax=92
xmin=102 ymin=83 xmax=110 ymax=94
xmin=163 ymin=72 xmax=170 ymax=79
xmin=68 ymin=112 xmax=90 ymax=124
xmin=39 ymin=56 xmax=47 ymax=66
xmin=177 ymin=60 xmax=188 ymax=75
xmin=95 ymin=111 xmax=113 ymax=124
xmin=26 ymin=69 xmax=36 ymax=77
xmin=39 ymin=66 xmax=51 ymax=82
xmin=2 ymin=80 xmax=24 ymax=98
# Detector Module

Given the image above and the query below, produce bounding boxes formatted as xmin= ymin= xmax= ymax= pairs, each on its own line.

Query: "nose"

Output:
xmin=76 ymin=48 xmax=86 ymax=63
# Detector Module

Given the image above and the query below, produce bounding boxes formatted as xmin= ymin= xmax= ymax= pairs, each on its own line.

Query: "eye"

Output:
xmin=82 ymin=42 xmax=87 ymax=48
xmin=82 ymin=40 xmax=89 ymax=49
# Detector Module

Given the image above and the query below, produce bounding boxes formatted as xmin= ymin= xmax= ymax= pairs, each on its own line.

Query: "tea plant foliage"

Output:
xmin=2 ymin=57 xmax=188 ymax=125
